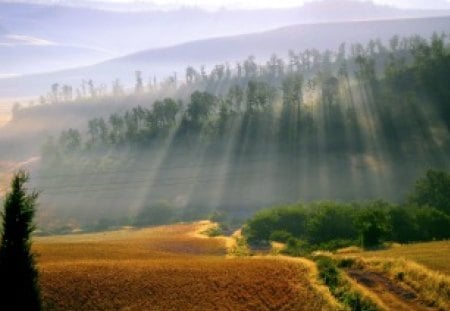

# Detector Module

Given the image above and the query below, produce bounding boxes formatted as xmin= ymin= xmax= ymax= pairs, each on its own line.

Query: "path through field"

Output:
xmin=345 ymin=268 xmax=436 ymax=311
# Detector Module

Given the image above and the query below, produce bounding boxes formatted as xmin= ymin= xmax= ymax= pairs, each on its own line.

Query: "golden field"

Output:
xmin=33 ymin=222 xmax=331 ymax=311
xmin=357 ymin=241 xmax=450 ymax=275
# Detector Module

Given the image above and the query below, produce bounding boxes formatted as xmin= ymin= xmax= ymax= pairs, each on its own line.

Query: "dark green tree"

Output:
xmin=0 ymin=171 xmax=41 ymax=310
xmin=355 ymin=202 xmax=391 ymax=248
xmin=409 ymin=169 xmax=450 ymax=215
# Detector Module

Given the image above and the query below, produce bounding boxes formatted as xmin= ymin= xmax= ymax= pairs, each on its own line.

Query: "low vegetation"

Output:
xmin=243 ymin=170 xmax=450 ymax=253
xmin=315 ymin=256 xmax=386 ymax=311
xmin=336 ymin=256 xmax=450 ymax=310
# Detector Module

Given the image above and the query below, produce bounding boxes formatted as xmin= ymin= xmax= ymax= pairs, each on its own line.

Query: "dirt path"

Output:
xmin=345 ymin=268 xmax=436 ymax=311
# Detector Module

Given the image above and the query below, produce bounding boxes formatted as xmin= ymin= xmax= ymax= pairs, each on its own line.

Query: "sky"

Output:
xmin=92 ymin=0 xmax=450 ymax=10
xmin=9 ymin=0 xmax=450 ymax=10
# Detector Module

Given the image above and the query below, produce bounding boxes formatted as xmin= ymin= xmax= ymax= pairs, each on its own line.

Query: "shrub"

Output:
xmin=409 ymin=169 xmax=450 ymax=215
xmin=307 ymin=202 xmax=357 ymax=244
xmin=354 ymin=202 xmax=391 ymax=248
xmin=269 ymin=230 xmax=293 ymax=243
xmin=281 ymin=238 xmax=310 ymax=257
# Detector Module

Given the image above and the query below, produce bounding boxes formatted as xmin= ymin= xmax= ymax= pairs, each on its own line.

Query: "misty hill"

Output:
xmin=1 ymin=0 xmax=449 ymax=75
xmin=1 ymin=15 xmax=449 ymax=98
xmin=22 ymin=32 xmax=450 ymax=226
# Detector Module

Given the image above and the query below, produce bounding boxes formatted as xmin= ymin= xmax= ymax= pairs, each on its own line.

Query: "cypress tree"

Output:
xmin=0 ymin=170 xmax=41 ymax=310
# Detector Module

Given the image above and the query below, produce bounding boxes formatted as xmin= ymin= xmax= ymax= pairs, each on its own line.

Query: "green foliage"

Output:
xmin=409 ymin=169 xmax=450 ymax=215
xmin=244 ymin=188 xmax=450 ymax=253
xmin=316 ymin=257 xmax=379 ymax=311
xmin=354 ymin=202 xmax=391 ymax=248
xmin=316 ymin=257 xmax=340 ymax=290
xmin=134 ymin=201 xmax=175 ymax=227
xmin=0 ymin=171 xmax=41 ymax=310
xmin=387 ymin=206 xmax=419 ymax=243
xmin=269 ymin=230 xmax=293 ymax=243
xmin=414 ymin=207 xmax=450 ymax=241
xmin=243 ymin=204 xmax=308 ymax=246
xmin=307 ymin=202 xmax=357 ymax=244
xmin=202 ymin=225 xmax=223 ymax=237
xmin=281 ymin=238 xmax=310 ymax=257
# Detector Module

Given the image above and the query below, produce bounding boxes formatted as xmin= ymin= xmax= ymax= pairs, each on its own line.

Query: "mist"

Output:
xmin=1 ymin=31 xmax=448 ymax=233
xmin=0 ymin=0 xmax=449 ymax=234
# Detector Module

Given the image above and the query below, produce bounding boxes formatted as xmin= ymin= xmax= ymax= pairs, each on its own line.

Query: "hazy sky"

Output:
xmin=14 ymin=0 xmax=450 ymax=10
xmin=93 ymin=0 xmax=450 ymax=10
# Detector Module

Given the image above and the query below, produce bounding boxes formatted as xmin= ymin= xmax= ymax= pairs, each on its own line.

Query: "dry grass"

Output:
xmin=356 ymin=241 xmax=450 ymax=275
xmin=34 ymin=222 xmax=331 ymax=310
xmin=340 ymin=272 xmax=390 ymax=311
xmin=334 ymin=241 xmax=450 ymax=310
xmin=355 ymin=257 xmax=450 ymax=310
xmin=276 ymin=256 xmax=346 ymax=311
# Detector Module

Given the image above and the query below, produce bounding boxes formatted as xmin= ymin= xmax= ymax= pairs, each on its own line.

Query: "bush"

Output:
xmin=316 ymin=257 xmax=340 ymax=290
xmin=354 ymin=202 xmax=391 ymax=248
xmin=388 ymin=206 xmax=419 ymax=243
xmin=269 ymin=230 xmax=292 ymax=243
xmin=307 ymin=202 xmax=357 ymax=244
xmin=281 ymin=238 xmax=310 ymax=257
xmin=414 ymin=207 xmax=450 ymax=240
xmin=317 ymin=239 xmax=356 ymax=251
xmin=202 ymin=226 xmax=223 ymax=237
xmin=244 ymin=204 xmax=308 ymax=245
xmin=409 ymin=169 xmax=450 ymax=215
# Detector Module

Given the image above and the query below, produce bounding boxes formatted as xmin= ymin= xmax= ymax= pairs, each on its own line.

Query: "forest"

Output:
xmin=19 ymin=32 xmax=450 ymax=233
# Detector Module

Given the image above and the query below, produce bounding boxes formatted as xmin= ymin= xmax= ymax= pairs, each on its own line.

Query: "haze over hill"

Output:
xmin=0 ymin=15 xmax=449 ymax=99
xmin=1 ymin=0 xmax=449 ymax=76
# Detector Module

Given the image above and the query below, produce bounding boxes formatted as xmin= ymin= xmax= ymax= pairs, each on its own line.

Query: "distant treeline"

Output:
xmin=35 ymin=33 xmax=450 ymax=227
xmin=243 ymin=170 xmax=450 ymax=252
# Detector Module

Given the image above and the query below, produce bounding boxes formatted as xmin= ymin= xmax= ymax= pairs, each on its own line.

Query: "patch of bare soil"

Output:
xmin=346 ymin=268 xmax=436 ymax=311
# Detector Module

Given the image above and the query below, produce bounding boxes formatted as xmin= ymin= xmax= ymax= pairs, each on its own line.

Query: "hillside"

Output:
xmin=34 ymin=222 xmax=334 ymax=310
xmin=33 ymin=221 xmax=450 ymax=310
xmin=1 ymin=15 xmax=449 ymax=98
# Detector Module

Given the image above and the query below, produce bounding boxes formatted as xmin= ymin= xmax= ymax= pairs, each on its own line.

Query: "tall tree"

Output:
xmin=0 ymin=171 xmax=41 ymax=310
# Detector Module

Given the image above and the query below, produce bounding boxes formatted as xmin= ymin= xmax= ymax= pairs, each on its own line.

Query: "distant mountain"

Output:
xmin=1 ymin=15 xmax=449 ymax=99
xmin=0 ymin=34 xmax=111 ymax=75
xmin=0 ymin=0 xmax=449 ymax=75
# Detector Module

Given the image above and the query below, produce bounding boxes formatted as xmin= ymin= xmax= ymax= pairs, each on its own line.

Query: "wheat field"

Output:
xmin=34 ymin=222 xmax=330 ymax=310
xmin=357 ymin=241 xmax=450 ymax=275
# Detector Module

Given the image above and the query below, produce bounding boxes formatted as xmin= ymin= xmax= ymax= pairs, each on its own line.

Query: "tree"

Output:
xmin=355 ymin=203 xmax=391 ymax=248
xmin=135 ymin=70 xmax=144 ymax=94
xmin=59 ymin=128 xmax=81 ymax=153
xmin=0 ymin=171 xmax=41 ymax=310
xmin=409 ymin=169 xmax=450 ymax=215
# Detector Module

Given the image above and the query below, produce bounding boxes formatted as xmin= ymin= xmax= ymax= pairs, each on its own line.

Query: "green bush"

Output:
xmin=307 ymin=202 xmax=357 ymax=244
xmin=354 ymin=202 xmax=391 ymax=248
xmin=409 ymin=169 xmax=450 ymax=215
xmin=269 ymin=230 xmax=293 ymax=243
xmin=202 ymin=226 xmax=223 ymax=237
xmin=281 ymin=238 xmax=310 ymax=257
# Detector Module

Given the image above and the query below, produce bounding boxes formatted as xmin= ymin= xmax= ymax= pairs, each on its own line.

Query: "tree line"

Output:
xmin=243 ymin=169 xmax=450 ymax=253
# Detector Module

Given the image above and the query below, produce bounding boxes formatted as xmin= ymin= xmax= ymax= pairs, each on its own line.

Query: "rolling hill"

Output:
xmin=1 ymin=15 xmax=449 ymax=99
xmin=0 ymin=0 xmax=449 ymax=76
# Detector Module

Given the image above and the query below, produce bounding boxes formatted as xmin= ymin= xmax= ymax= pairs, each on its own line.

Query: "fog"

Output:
xmin=0 ymin=0 xmax=449 ymax=233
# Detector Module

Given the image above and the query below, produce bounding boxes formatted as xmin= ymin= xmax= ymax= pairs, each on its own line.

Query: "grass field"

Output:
xmin=356 ymin=241 xmax=450 ymax=275
xmin=334 ymin=241 xmax=450 ymax=310
xmin=34 ymin=222 xmax=332 ymax=310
